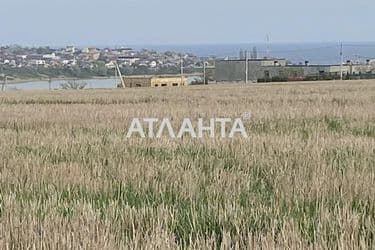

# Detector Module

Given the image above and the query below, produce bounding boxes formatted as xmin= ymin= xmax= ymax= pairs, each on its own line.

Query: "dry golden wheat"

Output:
xmin=0 ymin=80 xmax=374 ymax=249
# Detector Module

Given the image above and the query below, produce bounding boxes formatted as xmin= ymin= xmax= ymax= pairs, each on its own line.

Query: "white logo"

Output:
xmin=126 ymin=118 xmax=249 ymax=139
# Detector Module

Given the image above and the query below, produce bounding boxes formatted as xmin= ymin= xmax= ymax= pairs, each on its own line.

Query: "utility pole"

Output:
xmin=203 ymin=62 xmax=207 ymax=85
xmin=194 ymin=62 xmax=213 ymax=85
xmin=340 ymin=43 xmax=344 ymax=81
xmin=48 ymin=77 xmax=52 ymax=91
xmin=245 ymin=50 xmax=248 ymax=83
xmin=115 ymin=62 xmax=125 ymax=88
xmin=1 ymin=75 xmax=7 ymax=92
xmin=266 ymin=34 xmax=271 ymax=58
xmin=114 ymin=65 xmax=118 ymax=87
xmin=180 ymin=56 xmax=184 ymax=86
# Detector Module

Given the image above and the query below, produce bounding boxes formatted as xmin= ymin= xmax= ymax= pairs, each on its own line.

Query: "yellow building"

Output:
xmin=120 ymin=75 xmax=187 ymax=88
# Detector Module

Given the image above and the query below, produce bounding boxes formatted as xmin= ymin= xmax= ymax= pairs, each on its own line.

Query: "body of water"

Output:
xmin=4 ymin=78 xmax=118 ymax=91
xmin=131 ymin=42 xmax=375 ymax=65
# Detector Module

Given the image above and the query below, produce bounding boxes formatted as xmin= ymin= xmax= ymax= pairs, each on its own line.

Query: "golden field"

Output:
xmin=0 ymin=80 xmax=374 ymax=249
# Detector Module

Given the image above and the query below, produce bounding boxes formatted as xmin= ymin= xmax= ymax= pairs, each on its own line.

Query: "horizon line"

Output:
xmin=2 ymin=41 xmax=375 ymax=49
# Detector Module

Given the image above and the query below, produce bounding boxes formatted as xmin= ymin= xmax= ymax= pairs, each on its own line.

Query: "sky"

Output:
xmin=0 ymin=0 xmax=374 ymax=46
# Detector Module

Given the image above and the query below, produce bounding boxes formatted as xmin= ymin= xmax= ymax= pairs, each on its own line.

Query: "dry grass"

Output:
xmin=0 ymin=80 xmax=374 ymax=249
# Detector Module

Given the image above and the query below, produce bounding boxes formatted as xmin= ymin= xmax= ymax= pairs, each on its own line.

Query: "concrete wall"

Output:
xmin=215 ymin=59 xmax=375 ymax=82
xmin=215 ymin=60 xmax=288 ymax=82
xmin=329 ymin=65 xmax=350 ymax=75
xmin=215 ymin=60 xmax=247 ymax=82
xmin=215 ymin=59 xmax=288 ymax=82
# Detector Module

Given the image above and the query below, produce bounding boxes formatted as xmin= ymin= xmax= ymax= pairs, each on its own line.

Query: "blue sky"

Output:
xmin=0 ymin=0 xmax=374 ymax=46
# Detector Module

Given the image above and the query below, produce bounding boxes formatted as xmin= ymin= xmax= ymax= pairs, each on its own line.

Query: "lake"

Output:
xmin=3 ymin=78 xmax=119 ymax=91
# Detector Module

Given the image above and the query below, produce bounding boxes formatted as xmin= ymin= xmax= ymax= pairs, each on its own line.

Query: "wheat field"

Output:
xmin=0 ymin=80 xmax=374 ymax=249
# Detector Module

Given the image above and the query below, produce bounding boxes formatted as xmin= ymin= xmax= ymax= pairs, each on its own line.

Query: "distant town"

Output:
xmin=0 ymin=45 xmax=209 ymax=82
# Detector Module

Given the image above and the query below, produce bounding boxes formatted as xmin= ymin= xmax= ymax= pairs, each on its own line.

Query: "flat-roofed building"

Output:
xmin=215 ymin=58 xmax=287 ymax=82
xmin=215 ymin=58 xmax=374 ymax=82
xmin=120 ymin=75 xmax=187 ymax=88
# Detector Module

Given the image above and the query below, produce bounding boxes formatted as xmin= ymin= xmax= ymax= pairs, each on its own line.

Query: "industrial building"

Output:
xmin=215 ymin=58 xmax=375 ymax=82
xmin=120 ymin=75 xmax=187 ymax=88
xmin=215 ymin=58 xmax=287 ymax=82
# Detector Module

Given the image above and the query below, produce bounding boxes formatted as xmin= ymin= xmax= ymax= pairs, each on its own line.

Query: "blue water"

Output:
xmin=4 ymin=78 xmax=118 ymax=91
xmin=131 ymin=42 xmax=375 ymax=65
